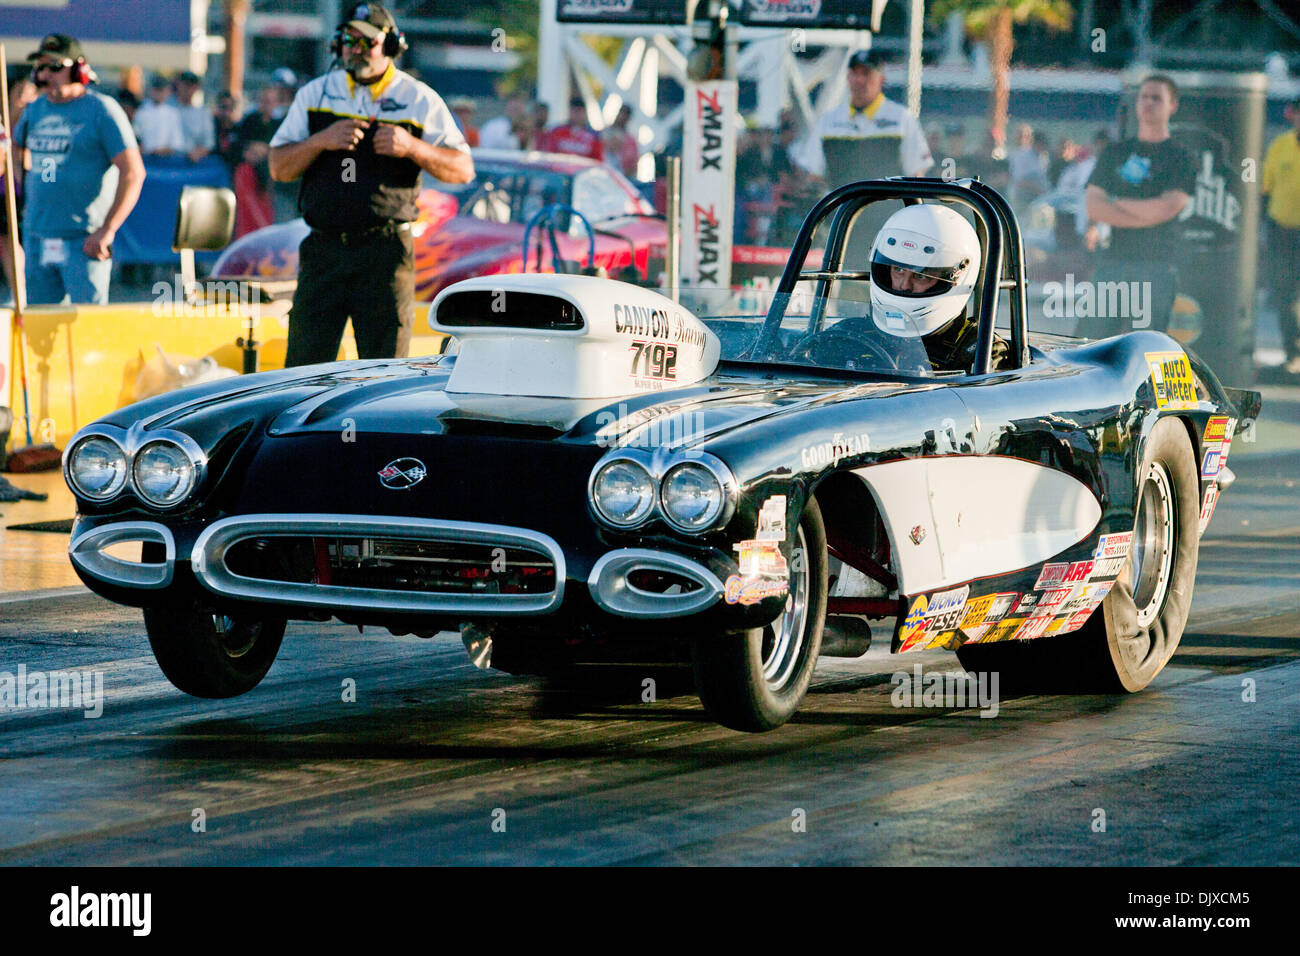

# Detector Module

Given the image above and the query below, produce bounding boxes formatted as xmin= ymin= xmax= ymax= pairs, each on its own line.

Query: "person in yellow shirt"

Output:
xmin=1262 ymin=96 xmax=1300 ymax=376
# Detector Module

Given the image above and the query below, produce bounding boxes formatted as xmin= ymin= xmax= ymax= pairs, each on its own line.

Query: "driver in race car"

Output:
xmin=864 ymin=203 xmax=1009 ymax=372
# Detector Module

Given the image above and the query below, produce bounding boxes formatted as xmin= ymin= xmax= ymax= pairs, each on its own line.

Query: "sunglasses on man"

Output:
xmin=32 ymin=59 xmax=71 ymax=74
xmin=338 ymin=33 xmax=377 ymax=51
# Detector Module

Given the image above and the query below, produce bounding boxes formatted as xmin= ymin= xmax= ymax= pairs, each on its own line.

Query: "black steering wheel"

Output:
xmin=787 ymin=324 xmax=903 ymax=371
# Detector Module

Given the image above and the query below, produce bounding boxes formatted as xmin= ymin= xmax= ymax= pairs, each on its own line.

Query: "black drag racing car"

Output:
xmin=62 ymin=179 xmax=1259 ymax=731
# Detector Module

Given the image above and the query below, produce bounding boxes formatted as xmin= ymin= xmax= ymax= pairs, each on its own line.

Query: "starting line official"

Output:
xmin=269 ymin=2 xmax=473 ymax=367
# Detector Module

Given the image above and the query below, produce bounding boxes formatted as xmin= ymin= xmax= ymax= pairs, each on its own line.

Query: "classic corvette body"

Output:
xmin=64 ymin=179 xmax=1260 ymax=730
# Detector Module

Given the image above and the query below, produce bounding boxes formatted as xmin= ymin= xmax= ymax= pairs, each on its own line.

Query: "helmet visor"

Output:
xmin=870 ymin=250 xmax=967 ymax=298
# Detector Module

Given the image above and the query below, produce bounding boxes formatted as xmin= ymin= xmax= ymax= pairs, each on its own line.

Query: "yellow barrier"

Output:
xmin=4 ymin=302 xmax=446 ymax=452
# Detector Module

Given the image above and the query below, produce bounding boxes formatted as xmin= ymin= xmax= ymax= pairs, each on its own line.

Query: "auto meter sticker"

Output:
xmin=1146 ymin=350 xmax=1198 ymax=410
xmin=1035 ymin=563 xmax=1069 ymax=589
xmin=1013 ymin=616 xmax=1052 ymax=641
xmin=897 ymin=595 xmax=930 ymax=650
xmin=960 ymin=594 xmax=997 ymax=630
xmin=725 ymin=496 xmax=791 ymax=604
xmin=1199 ymin=484 xmax=1220 ymax=534
xmin=1094 ymin=532 xmax=1133 ymax=560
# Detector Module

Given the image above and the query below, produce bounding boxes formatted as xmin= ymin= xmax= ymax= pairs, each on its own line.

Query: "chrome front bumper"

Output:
xmin=71 ymin=515 xmax=727 ymax=620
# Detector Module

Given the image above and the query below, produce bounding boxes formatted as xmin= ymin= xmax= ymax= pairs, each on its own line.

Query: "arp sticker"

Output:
xmin=1062 ymin=560 xmax=1095 ymax=584
xmin=1094 ymin=532 xmax=1133 ymax=561
xmin=897 ymin=595 xmax=930 ymax=650
xmin=1035 ymin=563 xmax=1069 ymax=590
xmin=1203 ymin=415 xmax=1229 ymax=444
xmin=1146 ymin=351 xmax=1198 ymax=411
xmin=1199 ymin=484 xmax=1220 ymax=534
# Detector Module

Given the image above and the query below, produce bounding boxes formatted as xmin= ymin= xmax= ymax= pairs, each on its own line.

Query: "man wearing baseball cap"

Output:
xmin=794 ymin=51 xmax=932 ymax=188
xmin=10 ymin=34 xmax=144 ymax=304
xmin=270 ymin=2 xmax=473 ymax=366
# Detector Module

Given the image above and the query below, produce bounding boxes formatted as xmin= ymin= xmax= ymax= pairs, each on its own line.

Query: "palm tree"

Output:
xmin=931 ymin=0 xmax=1074 ymax=156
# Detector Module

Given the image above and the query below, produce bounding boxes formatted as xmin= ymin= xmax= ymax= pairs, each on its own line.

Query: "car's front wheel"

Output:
xmin=692 ymin=500 xmax=827 ymax=732
xmin=144 ymin=602 xmax=286 ymax=698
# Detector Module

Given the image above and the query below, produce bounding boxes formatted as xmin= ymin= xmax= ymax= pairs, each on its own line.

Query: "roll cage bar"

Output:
xmin=753 ymin=178 xmax=1031 ymax=374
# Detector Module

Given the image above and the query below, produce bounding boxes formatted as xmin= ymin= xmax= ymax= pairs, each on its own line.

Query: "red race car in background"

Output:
xmin=211 ymin=149 xmax=800 ymax=298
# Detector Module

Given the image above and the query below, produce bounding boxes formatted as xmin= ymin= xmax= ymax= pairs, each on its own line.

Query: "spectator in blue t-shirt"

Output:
xmin=11 ymin=34 xmax=144 ymax=304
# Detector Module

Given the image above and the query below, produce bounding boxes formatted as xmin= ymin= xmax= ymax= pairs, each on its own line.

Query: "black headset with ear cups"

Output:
xmin=328 ymin=3 xmax=407 ymax=59
xmin=71 ymin=57 xmax=93 ymax=85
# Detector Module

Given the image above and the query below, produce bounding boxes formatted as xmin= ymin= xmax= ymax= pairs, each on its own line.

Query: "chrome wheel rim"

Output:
xmin=1131 ymin=461 xmax=1175 ymax=629
xmin=761 ymin=525 xmax=809 ymax=691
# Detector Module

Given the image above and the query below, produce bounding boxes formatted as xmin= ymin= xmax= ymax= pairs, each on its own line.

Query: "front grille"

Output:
xmin=225 ymin=535 xmax=556 ymax=595
xmin=192 ymin=514 xmax=567 ymax=615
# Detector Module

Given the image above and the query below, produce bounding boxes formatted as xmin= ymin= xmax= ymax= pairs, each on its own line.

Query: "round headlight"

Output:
xmin=67 ymin=436 xmax=128 ymax=500
xmin=591 ymin=459 xmax=656 ymax=527
xmin=661 ymin=462 xmax=725 ymax=532
xmin=132 ymin=441 xmax=196 ymax=507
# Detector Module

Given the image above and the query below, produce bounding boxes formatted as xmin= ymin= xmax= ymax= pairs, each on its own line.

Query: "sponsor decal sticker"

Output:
xmin=1199 ymin=483 xmax=1220 ymax=534
xmin=1059 ymin=608 xmax=1096 ymax=633
xmin=909 ymin=524 xmax=927 ymax=545
xmin=756 ymin=495 xmax=787 ymax=540
xmin=1013 ymin=616 xmax=1053 ymax=640
xmin=1201 ymin=446 xmax=1223 ymax=479
xmin=1203 ymin=415 xmax=1229 ymax=444
xmin=1145 ymin=350 xmax=1198 ymax=410
xmin=923 ymin=585 xmax=970 ymax=635
xmin=725 ymin=495 xmax=789 ymax=604
xmin=1038 ymin=587 xmax=1073 ymax=610
xmin=1060 ymin=581 xmax=1113 ymax=613
xmin=1090 ymin=555 xmax=1128 ymax=579
xmin=960 ymin=595 xmax=996 ymax=630
xmin=984 ymin=616 xmax=1026 ymax=643
xmin=985 ymin=591 xmax=1019 ymax=622
xmin=1035 ymin=563 xmax=1069 ymax=589
xmin=1015 ymin=592 xmax=1040 ymax=614
xmin=800 ymin=432 xmax=870 ymax=469
xmin=897 ymin=595 xmax=929 ymax=650
xmin=1094 ymin=532 xmax=1133 ymax=560
xmin=1062 ymin=559 xmax=1094 ymax=584
xmin=724 ymin=575 xmax=787 ymax=605
xmin=960 ymin=623 xmax=993 ymax=644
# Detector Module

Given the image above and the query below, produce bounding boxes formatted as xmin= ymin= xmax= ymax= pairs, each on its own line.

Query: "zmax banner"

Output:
xmin=680 ymin=80 xmax=737 ymax=290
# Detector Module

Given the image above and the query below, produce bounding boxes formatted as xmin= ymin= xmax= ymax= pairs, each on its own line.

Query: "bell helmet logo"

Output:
xmin=378 ymin=458 xmax=427 ymax=490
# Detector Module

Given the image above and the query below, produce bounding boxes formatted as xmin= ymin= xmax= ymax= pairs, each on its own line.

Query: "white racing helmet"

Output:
xmin=869 ymin=203 xmax=981 ymax=337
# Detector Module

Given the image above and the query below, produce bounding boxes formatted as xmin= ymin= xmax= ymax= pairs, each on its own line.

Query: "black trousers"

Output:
xmin=1265 ymin=218 xmax=1300 ymax=362
xmin=284 ymin=226 xmax=415 ymax=368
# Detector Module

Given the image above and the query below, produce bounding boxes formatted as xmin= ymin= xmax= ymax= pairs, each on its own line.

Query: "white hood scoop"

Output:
xmin=430 ymin=274 xmax=721 ymax=399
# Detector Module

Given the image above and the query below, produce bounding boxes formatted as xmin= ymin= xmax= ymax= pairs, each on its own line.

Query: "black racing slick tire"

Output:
xmin=144 ymin=603 xmax=286 ymax=699
xmin=956 ymin=417 xmax=1199 ymax=693
xmin=692 ymin=500 xmax=828 ymax=732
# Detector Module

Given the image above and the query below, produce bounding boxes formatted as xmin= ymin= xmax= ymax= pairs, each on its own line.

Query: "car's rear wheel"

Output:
xmin=144 ymin=602 xmax=286 ymax=698
xmin=956 ymin=417 xmax=1199 ymax=692
xmin=692 ymin=500 xmax=827 ymax=732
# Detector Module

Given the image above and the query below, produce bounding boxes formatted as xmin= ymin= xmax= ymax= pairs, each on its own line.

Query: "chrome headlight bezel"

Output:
xmin=659 ymin=458 xmax=734 ymax=534
xmin=588 ymin=448 xmax=737 ymax=535
xmin=589 ymin=456 xmax=658 ymax=528
xmin=64 ymin=433 xmax=130 ymax=502
xmin=62 ymin=423 xmax=207 ymax=511
xmin=131 ymin=439 xmax=200 ymax=509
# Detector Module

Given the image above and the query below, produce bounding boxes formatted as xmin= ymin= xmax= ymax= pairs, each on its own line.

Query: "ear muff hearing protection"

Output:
xmin=328 ymin=27 xmax=406 ymax=58
xmin=71 ymin=57 xmax=93 ymax=85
